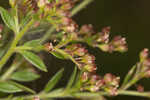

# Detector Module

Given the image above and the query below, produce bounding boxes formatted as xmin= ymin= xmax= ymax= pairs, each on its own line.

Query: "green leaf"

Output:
xmin=8 ymin=81 xmax=36 ymax=94
xmin=51 ymin=51 xmax=67 ymax=59
xmin=122 ymin=65 xmax=137 ymax=87
xmin=10 ymin=70 xmax=40 ymax=82
xmin=44 ymin=68 xmax=64 ymax=92
xmin=73 ymin=70 xmax=84 ymax=90
xmin=20 ymin=51 xmax=47 ymax=72
xmin=66 ymin=67 xmax=77 ymax=90
xmin=24 ymin=39 xmax=44 ymax=52
xmin=20 ymin=13 xmax=31 ymax=28
xmin=24 ymin=39 xmax=41 ymax=46
xmin=0 ymin=7 xmax=15 ymax=30
xmin=0 ymin=82 xmax=22 ymax=93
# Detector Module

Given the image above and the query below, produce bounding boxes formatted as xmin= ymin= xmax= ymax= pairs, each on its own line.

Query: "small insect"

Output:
xmin=33 ymin=96 xmax=40 ymax=100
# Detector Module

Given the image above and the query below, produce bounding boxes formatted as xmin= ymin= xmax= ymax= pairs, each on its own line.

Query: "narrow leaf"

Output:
xmin=11 ymin=70 xmax=40 ymax=82
xmin=73 ymin=70 xmax=84 ymax=90
xmin=24 ymin=39 xmax=44 ymax=52
xmin=24 ymin=39 xmax=41 ymax=47
xmin=20 ymin=51 xmax=47 ymax=72
xmin=0 ymin=82 xmax=22 ymax=93
xmin=44 ymin=68 xmax=64 ymax=92
xmin=66 ymin=67 xmax=77 ymax=90
xmin=20 ymin=13 xmax=31 ymax=28
xmin=122 ymin=65 xmax=137 ymax=86
xmin=0 ymin=7 xmax=15 ymax=30
xmin=51 ymin=51 xmax=66 ymax=59
xmin=8 ymin=81 xmax=36 ymax=94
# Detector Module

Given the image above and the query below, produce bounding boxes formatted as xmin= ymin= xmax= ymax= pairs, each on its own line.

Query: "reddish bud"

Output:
xmin=107 ymin=87 xmax=118 ymax=96
xmin=143 ymin=58 xmax=150 ymax=67
xmin=84 ymin=64 xmax=97 ymax=72
xmin=136 ymin=85 xmax=144 ymax=92
xmin=102 ymin=26 xmax=111 ymax=33
xmin=140 ymin=48 xmax=149 ymax=61
xmin=80 ymin=24 xmax=94 ymax=34
xmin=144 ymin=70 xmax=150 ymax=78
xmin=104 ymin=73 xmax=113 ymax=84
xmin=90 ymin=75 xmax=101 ymax=84
xmin=44 ymin=43 xmax=54 ymax=51
xmin=81 ymin=72 xmax=90 ymax=82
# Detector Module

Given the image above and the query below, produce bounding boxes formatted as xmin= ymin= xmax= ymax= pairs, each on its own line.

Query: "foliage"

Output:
xmin=0 ymin=0 xmax=149 ymax=100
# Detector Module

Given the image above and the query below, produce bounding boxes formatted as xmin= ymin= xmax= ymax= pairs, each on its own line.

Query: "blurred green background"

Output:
xmin=1 ymin=0 xmax=150 ymax=100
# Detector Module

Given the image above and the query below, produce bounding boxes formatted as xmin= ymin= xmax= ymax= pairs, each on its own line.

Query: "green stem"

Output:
xmin=1 ymin=90 xmax=150 ymax=100
xmin=118 ymin=90 xmax=150 ymax=98
xmin=0 ymin=59 xmax=24 ymax=81
xmin=40 ymin=0 xmax=94 ymax=43
xmin=71 ymin=0 xmax=94 ymax=16
xmin=0 ymin=19 xmax=34 ymax=71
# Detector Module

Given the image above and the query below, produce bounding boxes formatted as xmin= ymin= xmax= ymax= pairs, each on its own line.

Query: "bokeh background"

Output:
xmin=1 ymin=0 xmax=150 ymax=100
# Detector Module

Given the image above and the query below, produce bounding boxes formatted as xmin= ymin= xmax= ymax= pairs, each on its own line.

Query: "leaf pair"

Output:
xmin=16 ymin=39 xmax=47 ymax=72
xmin=0 ymin=7 xmax=32 ymax=33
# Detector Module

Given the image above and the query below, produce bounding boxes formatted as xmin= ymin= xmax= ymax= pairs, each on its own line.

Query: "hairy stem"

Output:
xmin=1 ymin=90 xmax=150 ymax=100
xmin=0 ymin=19 xmax=34 ymax=71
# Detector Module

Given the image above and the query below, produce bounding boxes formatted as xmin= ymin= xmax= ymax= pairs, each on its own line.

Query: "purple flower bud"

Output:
xmin=144 ymin=70 xmax=150 ymax=78
xmin=143 ymin=58 xmax=150 ymax=67
xmin=82 ymin=54 xmax=95 ymax=64
xmin=136 ymin=85 xmax=144 ymax=92
xmin=61 ymin=17 xmax=72 ymax=26
xmin=107 ymin=87 xmax=118 ymax=96
xmin=96 ymin=79 xmax=105 ymax=88
xmin=74 ymin=47 xmax=87 ymax=56
xmin=97 ymin=32 xmax=109 ymax=43
xmin=104 ymin=73 xmax=113 ymax=84
xmin=90 ymin=85 xmax=99 ymax=92
xmin=90 ymin=75 xmax=101 ymax=84
xmin=84 ymin=64 xmax=97 ymax=72
xmin=80 ymin=24 xmax=94 ymax=34
xmin=81 ymin=72 xmax=90 ymax=82
xmin=112 ymin=36 xmax=126 ymax=46
xmin=65 ymin=23 xmax=78 ymax=33
xmin=140 ymin=48 xmax=149 ymax=61
xmin=44 ymin=43 xmax=54 ymax=51
xmin=102 ymin=26 xmax=111 ymax=33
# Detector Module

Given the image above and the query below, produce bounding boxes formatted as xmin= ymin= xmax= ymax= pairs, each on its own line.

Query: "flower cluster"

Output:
xmin=65 ymin=44 xmax=97 ymax=72
xmin=40 ymin=0 xmax=128 ymax=96
xmin=138 ymin=48 xmax=150 ymax=78
xmin=78 ymin=25 xmax=128 ymax=53
xmin=81 ymin=72 xmax=120 ymax=95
